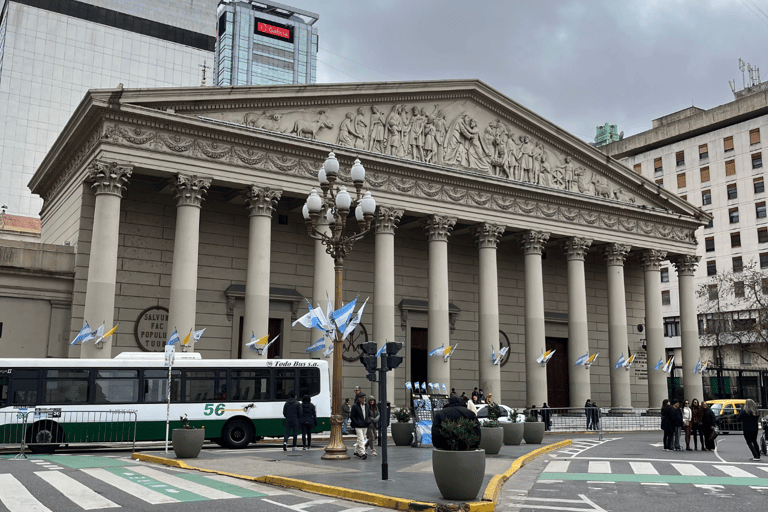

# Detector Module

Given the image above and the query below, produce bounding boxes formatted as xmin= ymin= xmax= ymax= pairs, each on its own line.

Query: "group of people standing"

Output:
xmin=584 ymin=399 xmax=600 ymax=430
xmin=661 ymin=398 xmax=715 ymax=452
xmin=282 ymin=391 xmax=317 ymax=451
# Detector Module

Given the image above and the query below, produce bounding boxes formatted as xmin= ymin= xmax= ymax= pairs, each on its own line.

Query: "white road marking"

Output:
xmin=588 ymin=461 xmax=611 ymax=473
xmin=195 ymin=472 xmax=291 ymax=495
xmin=713 ymin=465 xmax=757 ymax=478
xmin=544 ymin=460 xmax=570 ymax=473
xmin=671 ymin=463 xmax=706 ymax=476
xmin=80 ymin=468 xmax=179 ymax=504
xmin=629 ymin=462 xmax=658 ymax=475
xmin=504 ymin=494 xmax=608 ymax=512
xmin=261 ymin=498 xmax=338 ymax=511
xmin=35 ymin=470 xmax=120 ymax=510
xmin=128 ymin=466 xmax=240 ymax=499
xmin=0 ymin=474 xmax=52 ymax=512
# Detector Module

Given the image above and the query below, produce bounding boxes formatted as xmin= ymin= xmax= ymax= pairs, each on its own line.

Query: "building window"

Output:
xmin=705 ymin=236 xmax=715 ymax=251
xmin=724 ymin=135 xmax=734 ymax=152
xmin=763 ymin=277 xmax=768 ymax=294
xmin=700 ymin=166 xmax=710 ymax=183
xmin=633 ymin=163 xmax=641 ymax=174
xmin=654 ymin=157 xmax=663 ymax=174
xmin=729 ymin=207 xmax=740 ymax=223
xmin=750 ymin=128 xmax=761 ymax=145
xmin=705 ymin=217 xmax=714 ymax=228
xmin=727 ymin=183 xmax=738 ymax=199
xmin=755 ymin=177 xmax=765 ymax=194
xmin=731 ymin=232 xmax=741 ymax=247
xmin=663 ymin=316 xmax=680 ymax=337
xmin=676 ymin=151 xmax=685 ymax=167
xmin=661 ymin=268 xmax=669 ymax=282
xmin=661 ymin=290 xmax=671 ymax=306
xmin=655 ymin=178 xmax=664 ymax=188
xmin=733 ymin=256 xmax=743 ymax=272
xmin=735 ymin=281 xmax=745 ymax=298
xmin=742 ymin=349 xmax=751 ymax=365
xmin=752 ymin=152 xmax=763 ymax=169
xmin=761 ymin=252 xmax=768 ymax=269
xmin=757 ymin=202 xmax=767 ymax=219
xmin=677 ymin=172 xmax=686 ymax=188
xmin=699 ymin=144 xmax=708 ymax=160
xmin=725 ymin=159 xmax=736 ymax=176
xmin=708 ymin=284 xmax=718 ymax=299
xmin=707 ymin=260 xmax=717 ymax=276
xmin=702 ymin=189 xmax=712 ymax=205
xmin=759 ymin=227 xmax=768 ymax=243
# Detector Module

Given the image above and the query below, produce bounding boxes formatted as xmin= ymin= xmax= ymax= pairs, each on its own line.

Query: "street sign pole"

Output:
xmin=379 ymin=362 xmax=388 ymax=481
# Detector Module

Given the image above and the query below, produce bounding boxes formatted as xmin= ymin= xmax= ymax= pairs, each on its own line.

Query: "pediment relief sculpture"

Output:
xmin=226 ymin=103 xmax=641 ymax=205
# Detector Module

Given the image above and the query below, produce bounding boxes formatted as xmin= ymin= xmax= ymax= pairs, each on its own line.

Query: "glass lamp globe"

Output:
xmin=306 ymin=189 xmax=322 ymax=213
xmin=336 ymin=186 xmax=351 ymax=211
xmin=323 ymin=152 xmax=339 ymax=179
xmin=318 ymin=167 xmax=328 ymax=186
xmin=355 ymin=204 xmax=364 ymax=222
xmin=302 ymin=203 xmax=310 ymax=220
xmin=350 ymin=158 xmax=365 ymax=185
xmin=326 ymin=209 xmax=336 ymax=225
xmin=360 ymin=191 xmax=376 ymax=215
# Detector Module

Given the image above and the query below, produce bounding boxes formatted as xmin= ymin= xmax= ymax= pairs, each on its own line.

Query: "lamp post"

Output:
xmin=303 ymin=151 xmax=376 ymax=460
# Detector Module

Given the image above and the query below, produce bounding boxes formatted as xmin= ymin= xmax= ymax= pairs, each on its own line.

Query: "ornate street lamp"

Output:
xmin=303 ymin=151 xmax=376 ymax=460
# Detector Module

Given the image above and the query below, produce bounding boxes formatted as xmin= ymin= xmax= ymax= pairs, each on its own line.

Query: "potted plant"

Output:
xmin=172 ymin=414 xmax=205 ymax=458
xmin=502 ymin=408 xmax=524 ymax=445
xmin=478 ymin=402 xmax=504 ymax=455
xmin=391 ymin=407 xmax=414 ymax=446
xmin=432 ymin=417 xmax=485 ymax=501
xmin=523 ymin=413 xmax=545 ymax=444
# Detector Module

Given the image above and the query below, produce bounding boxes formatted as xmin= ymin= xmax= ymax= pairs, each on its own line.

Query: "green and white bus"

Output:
xmin=0 ymin=353 xmax=331 ymax=453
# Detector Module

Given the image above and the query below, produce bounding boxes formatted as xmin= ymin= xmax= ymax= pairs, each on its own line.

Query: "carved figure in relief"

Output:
xmin=592 ymin=174 xmax=612 ymax=198
xmin=289 ymin=110 xmax=334 ymax=140
xmin=490 ymin=132 xmax=508 ymax=177
xmin=409 ymin=107 xmax=425 ymax=162
xmin=354 ymin=107 xmax=368 ymax=149
xmin=465 ymin=118 xmax=492 ymax=172
xmin=399 ymin=106 xmax=412 ymax=157
xmin=423 ymin=115 xmax=437 ymax=163
xmin=556 ymin=156 xmax=576 ymax=192
xmin=244 ymin=111 xmax=282 ymax=131
xmin=613 ymin=187 xmax=636 ymax=203
xmin=575 ymin=167 xmax=595 ymax=195
xmin=337 ymin=112 xmax=363 ymax=147
xmin=506 ymin=132 xmax=521 ymax=180
xmin=444 ymin=114 xmax=470 ymax=167
xmin=368 ymin=106 xmax=386 ymax=152
xmin=519 ymin=136 xmax=534 ymax=182
xmin=430 ymin=106 xmax=448 ymax=165
xmin=538 ymin=149 xmax=553 ymax=187
xmin=385 ymin=105 xmax=403 ymax=157
xmin=532 ymin=141 xmax=545 ymax=185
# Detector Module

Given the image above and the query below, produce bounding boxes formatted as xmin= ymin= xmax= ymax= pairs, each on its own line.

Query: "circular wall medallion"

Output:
xmin=134 ymin=306 xmax=169 ymax=352
xmin=342 ymin=323 xmax=368 ymax=362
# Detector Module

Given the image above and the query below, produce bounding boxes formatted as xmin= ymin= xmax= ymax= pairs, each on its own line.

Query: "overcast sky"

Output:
xmin=294 ymin=0 xmax=767 ymax=143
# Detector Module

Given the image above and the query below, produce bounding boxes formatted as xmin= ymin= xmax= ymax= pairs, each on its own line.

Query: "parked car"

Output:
xmin=705 ymin=399 xmax=746 ymax=433
xmin=475 ymin=403 xmax=520 ymax=423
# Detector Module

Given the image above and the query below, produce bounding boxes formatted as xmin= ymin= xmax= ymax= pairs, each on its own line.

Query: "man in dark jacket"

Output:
xmin=672 ymin=400 xmax=684 ymax=451
xmin=431 ymin=394 xmax=481 ymax=450
xmin=282 ymin=391 xmax=301 ymax=451
xmin=660 ymin=399 xmax=674 ymax=451
xmin=350 ymin=392 xmax=371 ymax=459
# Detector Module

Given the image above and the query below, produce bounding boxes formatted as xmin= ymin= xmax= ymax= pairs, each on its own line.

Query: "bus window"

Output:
xmin=231 ymin=369 xmax=270 ymax=401
xmin=297 ymin=368 xmax=320 ymax=398
xmin=183 ymin=370 xmax=226 ymax=402
xmin=143 ymin=369 xmax=181 ymax=403
xmin=0 ymin=376 xmax=7 ymax=407
xmin=10 ymin=370 xmax=39 ymax=405
xmin=94 ymin=370 xmax=139 ymax=404
xmin=44 ymin=370 xmax=90 ymax=404
xmin=274 ymin=369 xmax=296 ymax=400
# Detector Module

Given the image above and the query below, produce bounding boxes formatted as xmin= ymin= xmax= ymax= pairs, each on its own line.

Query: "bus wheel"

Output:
xmin=221 ymin=419 xmax=253 ymax=449
xmin=28 ymin=421 xmax=63 ymax=454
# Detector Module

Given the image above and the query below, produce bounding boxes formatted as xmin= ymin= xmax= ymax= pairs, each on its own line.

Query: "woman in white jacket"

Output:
xmin=682 ymin=400 xmax=693 ymax=451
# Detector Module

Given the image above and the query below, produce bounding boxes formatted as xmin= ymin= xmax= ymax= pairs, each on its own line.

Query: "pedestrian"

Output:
xmin=485 ymin=392 xmax=493 ymax=405
xmin=736 ymin=398 xmax=761 ymax=460
xmin=682 ymin=399 xmax=692 ymax=450
xmin=541 ymin=402 xmax=552 ymax=431
xmin=702 ymin=402 xmax=717 ymax=451
xmin=282 ymin=391 xmax=301 ymax=451
xmin=352 ymin=385 xmax=361 ymax=403
xmin=478 ymin=389 xmax=485 ymax=403
xmin=366 ymin=396 xmax=380 ymax=456
xmin=590 ymin=401 xmax=600 ymax=430
xmin=451 ymin=388 xmax=456 ymax=395
xmin=471 ymin=387 xmax=479 ymax=403
xmin=463 ymin=395 xmax=477 ymax=414
xmin=529 ymin=405 xmax=538 ymax=420
xmin=350 ymin=392 xmax=371 ymax=459
xmin=299 ymin=394 xmax=317 ymax=450
xmin=584 ymin=399 xmax=592 ymax=430
xmin=660 ymin=399 xmax=674 ymax=451
xmin=341 ymin=398 xmax=352 ymax=435
xmin=690 ymin=398 xmax=705 ymax=450
xmin=431 ymin=394 xmax=481 ymax=450
xmin=671 ymin=399 xmax=683 ymax=451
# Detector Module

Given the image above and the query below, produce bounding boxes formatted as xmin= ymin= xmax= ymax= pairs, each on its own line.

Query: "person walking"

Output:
xmin=682 ymin=399 xmax=693 ymax=450
xmin=282 ymin=391 xmax=301 ymax=451
xmin=736 ymin=398 xmax=761 ymax=460
xmin=299 ymin=394 xmax=317 ymax=450
xmin=366 ymin=396 xmax=380 ymax=456
xmin=702 ymin=402 xmax=717 ymax=451
xmin=671 ymin=400 xmax=683 ymax=451
xmin=341 ymin=398 xmax=351 ymax=435
xmin=660 ymin=399 xmax=674 ymax=451
xmin=350 ymin=392 xmax=371 ymax=459
xmin=584 ymin=399 xmax=593 ymax=430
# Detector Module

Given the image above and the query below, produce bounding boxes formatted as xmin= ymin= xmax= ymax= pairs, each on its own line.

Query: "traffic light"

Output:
xmin=359 ymin=341 xmax=378 ymax=381
xmin=382 ymin=341 xmax=404 ymax=370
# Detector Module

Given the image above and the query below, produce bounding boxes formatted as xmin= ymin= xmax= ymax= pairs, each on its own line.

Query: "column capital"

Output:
xmin=87 ymin=160 xmax=132 ymax=197
xmin=373 ymin=206 xmax=404 ymax=234
xmin=640 ymin=249 xmax=667 ymax=271
xmin=519 ymin=230 xmax=550 ymax=255
xmin=171 ymin=174 xmax=211 ymax=207
xmin=244 ymin=185 xmax=282 ymax=217
xmin=603 ymin=243 xmax=631 ymax=266
xmin=472 ymin=222 xmax=505 ymax=249
xmin=423 ymin=214 xmax=456 ymax=241
xmin=672 ymin=254 xmax=700 ymax=276
xmin=561 ymin=237 xmax=592 ymax=261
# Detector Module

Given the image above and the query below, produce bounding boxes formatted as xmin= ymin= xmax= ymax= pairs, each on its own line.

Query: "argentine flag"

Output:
xmin=575 ymin=353 xmax=589 ymax=366
xmin=333 ymin=297 xmax=358 ymax=331
xmin=405 ymin=382 xmax=412 ymax=390
xmin=376 ymin=344 xmax=386 ymax=357
xmin=70 ymin=322 xmax=95 ymax=346
xmin=421 ymin=382 xmax=427 ymax=392
xmin=428 ymin=345 xmax=446 ymax=356
xmin=441 ymin=383 xmax=447 ymax=393
xmin=654 ymin=358 xmax=664 ymax=371
xmin=694 ymin=359 xmax=702 ymax=374
xmin=614 ymin=354 xmax=626 ymax=370
xmin=167 ymin=329 xmax=180 ymax=345
xmin=306 ymin=338 xmax=326 ymax=353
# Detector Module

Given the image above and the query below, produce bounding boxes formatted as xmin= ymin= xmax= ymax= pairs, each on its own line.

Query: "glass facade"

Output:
xmin=215 ymin=1 xmax=318 ymax=87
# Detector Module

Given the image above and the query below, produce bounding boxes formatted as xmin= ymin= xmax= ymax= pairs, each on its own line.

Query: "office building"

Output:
xmin=215 ymin=0 xmax=318 ymax=86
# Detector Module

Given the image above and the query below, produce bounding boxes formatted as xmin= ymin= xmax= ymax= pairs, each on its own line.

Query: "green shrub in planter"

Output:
xmin=439 ymin=418 xmax=480 ymax=451
xmin=433 ymin=417 xmax=485 ymax=500
xmin=394 ymin=407 xmax=412 ymax=423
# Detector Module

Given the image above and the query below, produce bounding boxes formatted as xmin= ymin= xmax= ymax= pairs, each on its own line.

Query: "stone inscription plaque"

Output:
xmin=134 ymin=306 xmax=169 ymax=352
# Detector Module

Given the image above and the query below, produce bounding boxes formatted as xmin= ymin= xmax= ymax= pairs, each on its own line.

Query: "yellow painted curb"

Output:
xmin=480 ymin=439 xmax=572 ymax=504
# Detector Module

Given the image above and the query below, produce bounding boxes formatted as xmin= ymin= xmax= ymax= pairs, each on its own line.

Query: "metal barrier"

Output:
xmin=1 ymin=409 xmax=138 ymax=457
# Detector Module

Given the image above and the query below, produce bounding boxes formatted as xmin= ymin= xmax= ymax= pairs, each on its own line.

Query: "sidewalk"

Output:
xmin=133 ymin=434 xmax=573 ymax=511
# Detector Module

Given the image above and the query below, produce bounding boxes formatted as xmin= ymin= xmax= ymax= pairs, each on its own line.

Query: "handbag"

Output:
xmin=709 ymin=427 xmax=720 ymax=441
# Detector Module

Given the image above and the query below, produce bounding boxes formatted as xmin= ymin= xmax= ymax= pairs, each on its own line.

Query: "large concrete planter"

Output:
xmin=172 ymin=428 xmax=205 ymax=458
xmin=478 ymin=426 xmax=503 ymax=455
xmin=432 ymin=449 xmax=486 ymax=501
xmin=502 ymin=422 xmax=524 ymax=445
xmin=523 ymin=421 xmax=545 ymax=444
xmin=391 ymin=422 xmax=414 ymax=446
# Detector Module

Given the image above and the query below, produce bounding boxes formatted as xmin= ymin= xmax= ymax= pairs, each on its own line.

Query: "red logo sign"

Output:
xmin=257 ymin=22 xmax=290 ymax=39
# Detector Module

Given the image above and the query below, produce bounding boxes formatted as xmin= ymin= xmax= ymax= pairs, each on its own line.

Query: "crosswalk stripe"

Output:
xmin=80 ymin=468 xmax=180 ymax=504
xmin=0 ymin=474 xmax=51 ymax=512
xmin=629 ymin=462 xmax=659 ymax=475
xmin=759 ymin=468 xmax=768 ymax=475
xmin=671 ymin=463 xmax=706 ymax=476
xmin=35 ymin=471 xmax=120 ymax=510
xmin=714 ymin=466 xmax=757 ymax=478
xmin=128 ymin=466 xmax=239 ymax=500
xmin=199 ymin=473 xmax=291 ymax=495
xmin=544 ymin=461 xmax=570 ymax=473
xmin=588 ymin=461 xmax=611 ymax=473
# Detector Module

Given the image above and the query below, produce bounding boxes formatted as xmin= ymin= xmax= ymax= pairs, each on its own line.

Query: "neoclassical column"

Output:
xmin=562 ymin=237 xmax=592 ymax=408
xmin=604 ymin=243 xmax=632 ymax=410
xmin=641 ymin=250 xmax=667 ymax=408
xmin=167 ymin=174 xmax=211 ymax=352
xmin=673 ymin=255 xmax=704 ymax=401
xmin=424 ymin=214 xmax=456 ymax=390
xmin=473 ymin=222 xmax=505 ymax=403
xmin=81 ymin=161 xmax=132 ymax=359
xmin=242 ymin=186 xmax=282 ymax=358
xmin=374 ymin=206 xmax=403 ymax=401
xmin=520 ymin=230 xmax=550 ymax=408
xmin=312 ymin=214 xmax=334 ymax=362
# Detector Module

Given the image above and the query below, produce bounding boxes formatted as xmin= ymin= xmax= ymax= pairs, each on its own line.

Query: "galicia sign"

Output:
xmin=255 ymin=18 xmax=293 ymax=42
xmin=134 ymin=306 xmax=169 ymax=352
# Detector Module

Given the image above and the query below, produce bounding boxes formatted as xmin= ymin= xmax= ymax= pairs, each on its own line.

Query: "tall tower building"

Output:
xmin=215 ymin=0 xmax=318 ymax=86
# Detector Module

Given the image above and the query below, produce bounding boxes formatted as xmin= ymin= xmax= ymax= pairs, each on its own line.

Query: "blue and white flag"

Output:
xmin=405 ymin=382 xmax=412 ymax=390
xmin=614 ymin=354 xmax=626 ymax=370
xmin=293 ymin=302 xmax=316 ymax=328
xmin=575 ymin=353 xmax=589 ymax=366
xmin=192 ymin=328 xmax=206 ymax=342
xmin=654 ymin=358 xmax=664 ymax=371
xmin=441 ymin=383 xmax=447 ymax=393
xmin=429 ymin=345 xmax=446 ymax=356
xmin=167 ymin=329 xmax=180 ymax=346
xmin=306 ymin=338 xmax=326 ymax=353
xmin=421 ymin=382 xmax=427 ymax=392
xmin=342 ymin=298 xmax=369 ymax=339
xmin=694 ymin=359 xmax=702 ymax=374
xmin=325 ymin=292 xmax=334 ymax=328
xmin=376 ymin=344 xmax=387 ymax=358
xmin=333 ymin=297 xmax=358 ymax=331
xmin=70 ymin=322 xmax=95 ymax=345
xmin=323 ymin=344 xmax=334 ymax=358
